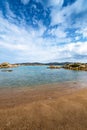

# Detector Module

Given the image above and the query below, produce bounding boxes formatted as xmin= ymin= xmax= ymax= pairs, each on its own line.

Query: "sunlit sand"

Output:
xmin=0 ymin=82 xmax=87 ymax=130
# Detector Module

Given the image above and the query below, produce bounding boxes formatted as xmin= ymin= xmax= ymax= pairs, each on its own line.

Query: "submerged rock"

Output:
xmin=1 ymin=69 xmax=13 ymax=72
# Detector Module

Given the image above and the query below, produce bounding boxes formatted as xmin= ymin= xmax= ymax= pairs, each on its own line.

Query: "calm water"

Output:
xmin=0 ymin=66 xmax=87 ymax=88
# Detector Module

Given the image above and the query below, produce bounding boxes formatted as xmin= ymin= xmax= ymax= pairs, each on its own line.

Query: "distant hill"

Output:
xmin=13 ymin=62 xmax=73 ymax=66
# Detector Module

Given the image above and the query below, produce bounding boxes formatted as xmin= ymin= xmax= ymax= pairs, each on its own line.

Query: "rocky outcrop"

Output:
xmin=63 ymin=63 xmax=87 ymax=71
xmin=0 ymin=62 xmax=18 ymax=68
xmin=47 ymin=65 xmax=61 ymax=69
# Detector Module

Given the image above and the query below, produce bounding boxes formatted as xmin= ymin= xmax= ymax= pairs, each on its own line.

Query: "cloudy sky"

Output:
xmin=0 ymin=0 xmax=87 ymax=63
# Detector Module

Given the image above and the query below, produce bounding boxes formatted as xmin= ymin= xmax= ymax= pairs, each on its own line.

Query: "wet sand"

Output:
xmin=0 ymin=81 xmax=87 ymax=130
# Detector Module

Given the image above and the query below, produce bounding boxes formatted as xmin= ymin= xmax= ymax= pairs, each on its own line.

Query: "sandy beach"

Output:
xmin=0 ymin=81 xmax=87 ymax=130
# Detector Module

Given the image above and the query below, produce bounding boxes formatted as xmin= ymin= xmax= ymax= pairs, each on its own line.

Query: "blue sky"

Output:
xmin=0 ymin=0 xmax=87 ymax=63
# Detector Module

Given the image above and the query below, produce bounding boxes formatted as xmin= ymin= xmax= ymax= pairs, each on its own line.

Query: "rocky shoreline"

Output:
xmin=47 ymin=63 xmax=87 ymax=71
xmin=63 ymin=63 xmax=87 ymax=71
xmin=0 ymin=62 xmax=87 ymax=71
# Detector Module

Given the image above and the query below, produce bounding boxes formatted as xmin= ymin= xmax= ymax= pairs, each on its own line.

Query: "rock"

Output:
xmin=63 ymin=63 xmax=87 ymax=71
xmin=0 ymin=62 xmax=19 ymax=68
xmin=1 ymin=70 xmax=13 ymax=72
xmin=0 ymin=62 xmax=10 ymax=68
xmin=47 ymin=65 xmax=61 ymax=69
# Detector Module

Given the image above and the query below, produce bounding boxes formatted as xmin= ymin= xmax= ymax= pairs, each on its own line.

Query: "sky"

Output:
xmin=0 ymin=0 xmax=87 ymax=63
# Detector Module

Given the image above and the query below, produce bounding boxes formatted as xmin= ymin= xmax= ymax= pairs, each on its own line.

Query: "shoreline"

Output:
xmin=0 ymin=81 xmax=87 ymax=108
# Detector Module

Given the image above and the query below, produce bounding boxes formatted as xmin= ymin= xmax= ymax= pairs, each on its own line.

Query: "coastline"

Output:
xmin=0 ymin=81 xmax=87 ymax=130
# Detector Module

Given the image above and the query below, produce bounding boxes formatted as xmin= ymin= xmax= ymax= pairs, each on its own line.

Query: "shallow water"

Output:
xmin=0 ymin=66 xmax=87 ymax=88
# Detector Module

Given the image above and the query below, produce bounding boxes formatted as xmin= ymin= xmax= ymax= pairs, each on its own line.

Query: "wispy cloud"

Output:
xmin=21 ymin=0 xmax=30 ymax=5
xmin=0 ymin=0 xmax=87 ymax=63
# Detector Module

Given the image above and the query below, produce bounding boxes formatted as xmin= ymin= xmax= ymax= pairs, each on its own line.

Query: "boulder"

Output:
xmin=63 ymin=63 xmax=87 ymax=71
xmin=0 ymin=62 xmax=19 ymax=68
xmin=0 ymin=62 xmax=10 ymax=68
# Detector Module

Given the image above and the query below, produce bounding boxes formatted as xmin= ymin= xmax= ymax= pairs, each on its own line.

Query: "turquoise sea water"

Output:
xmin=0 ymin=66 xmax=87 ymax=88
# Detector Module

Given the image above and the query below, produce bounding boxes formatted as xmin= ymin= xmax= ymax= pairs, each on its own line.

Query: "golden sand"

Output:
xmin=0 ymin=81 xmax=87 ymax=130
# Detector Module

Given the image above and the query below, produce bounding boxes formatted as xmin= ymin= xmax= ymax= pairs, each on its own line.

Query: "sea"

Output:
xmin=0 ymin=66 xmax=87 ymax=88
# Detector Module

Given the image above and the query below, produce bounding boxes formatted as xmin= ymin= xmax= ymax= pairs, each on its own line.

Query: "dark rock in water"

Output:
xmin=1 ymin=70 xmax=13 ymax=72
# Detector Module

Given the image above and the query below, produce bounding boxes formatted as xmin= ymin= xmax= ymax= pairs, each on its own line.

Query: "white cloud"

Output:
xmin=0 ymin=14 xmax=87 ymax=63
xmin=21 ymin=0 xmax=30 ymax=5
xmin=0 ymin=12 xmax=87 ymax=63
xmin=74 ymin=0 xmax=87 ymax=13
xmin=48 ymin=27 xmax=66 ymax=38
xmin=65 ymin=42 xmax=87 ymax=55
xmin=5 ymin=2 xmax=16 ymax=19
xmin=48 ymin=0 xmax=64 ymax=7
xmin=0 ymin=0 xmax=87 ymax=63
xmin=75 ymin=36 xmax=80 ymax=41
xmin=76 ymin=27 xmax=87 ymax=38
xmin=50 ymin=0 xmax=87 ymax=27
